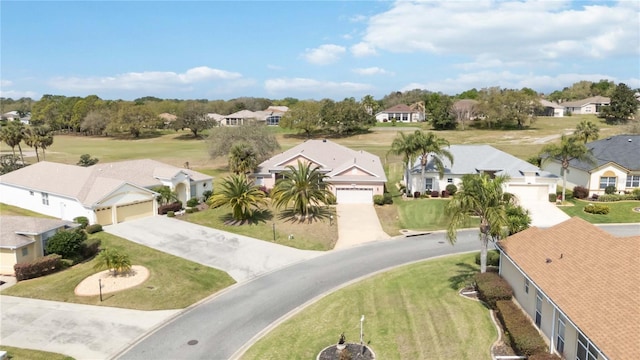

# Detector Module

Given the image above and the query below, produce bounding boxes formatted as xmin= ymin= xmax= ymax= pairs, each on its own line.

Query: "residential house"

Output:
xmin=0 ymin=159 xmax=212 ymax=225
xmin=405 ymin=144 xmax=558 ymax=203
xmin=497 ymin=217 xmax=640 ymax=360
xmin=539 ymin=99 xmax=565 ymax=117
xmin=375 ymin=104 xmax=424 ymax=123
xmin=541 ymin=134 xmax=640 ymax=195
xmin=206 ymin=113 xmax=225 ymax=125
xmin=0 ymin=216 xmax=78 ymax=275
xmin=220 ymin=106 xmax=289 ymax=126
xmin=253 ymin=139 xmax=387 ymax=204
xmin=158 ymin=113 xmax=177 ymax=127
xmin=1 ymin=111 xmax=31 ymax=125
xmin=561 ymin=96 xmax=610 ymax=115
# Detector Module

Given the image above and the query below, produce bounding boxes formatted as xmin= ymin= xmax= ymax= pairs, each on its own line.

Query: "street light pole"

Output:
xmin=98 ymin=278 xmax=103 ymax=302
xmin=360 ymin=315 xmax=365 ymax=354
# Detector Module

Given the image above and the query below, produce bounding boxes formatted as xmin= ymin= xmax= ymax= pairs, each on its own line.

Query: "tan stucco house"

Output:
xmin=253 ymin=139 xmax=387 ymax=204
xmin=497 ymin=217 xmax=640 ymax=360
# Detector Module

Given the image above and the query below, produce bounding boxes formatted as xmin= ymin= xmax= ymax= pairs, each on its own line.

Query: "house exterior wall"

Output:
xmin=542 ymin=161 xmax=590 ymax=191
xmin=588 ymin=165 xmax=630 ymax=195
xmin=0 ymin=184 xmax=93 ymax=221
xmin=375 ymin=112 xmax=420 ymax=122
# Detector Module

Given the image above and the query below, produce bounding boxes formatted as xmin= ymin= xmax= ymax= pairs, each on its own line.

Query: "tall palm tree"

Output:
xmin=0 ymin=120 xmax=25 ymax=163
xmin=207 ymin=174 xmax=267 ymax=222
xmin=412 ymin=130 xmax=454 ymax=192
xmin=388 ymin=131 xmax=417 ymax=194
xmin=541 ymin=135 xmax=596 ymax=203
xmin=94 ymin=248 xmax=132 ymax=276
xmin=23 ymin=125 xmax=54 ymax=162
xmin=574 ymin=120 xmax=599 ymax=143
xmin=446 ymin=173 xmax=515 ymax=273
xmin=270 ymin=160 xmax=334 ymax=220
xmin=228 ymin=142 xmax=258 ymax=174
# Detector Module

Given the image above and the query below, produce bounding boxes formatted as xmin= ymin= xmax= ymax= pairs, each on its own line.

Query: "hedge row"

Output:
xmin=86 ymin=224 xmax=103 ymax=234
xmin=80 ymin=238 xmax=102 ymax=259
xmin=474 ymin=272 xmax=513 ymax=309
xmin=584 ymin=204 xmax=610 ymax=214
xmin=595 ymin=193 xmax=640 ymax=202
xmin=373 ymin=193 xmax=393 ymax=206
xmin=158 ymin=201 xmax=182 ymax=215
xmin=14 ymin=254 xmax=62 ymax=281
xmin=496 ymin=300 xmax=548 ymax=356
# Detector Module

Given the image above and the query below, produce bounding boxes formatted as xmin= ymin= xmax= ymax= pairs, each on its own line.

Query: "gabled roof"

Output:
xmin=377 ymin=104 xmax=414 ymax=114
xmin=566 ymin=135 xmax=640 ymax=172
xmin=539 ymin=99 xmax=564 ymax=109
xmin=409 ymin=145 xmax=556 ymax=179
xmin=561 ymin=96 xmax=610 ymax=108
xmin=255 ymin=139 xmax=387 ymax=182
xmin=497 ymin=217 xmax=640 ymax=360
xmin=0 ymin=216 xmax=76 ymax=249
xmin=225 ymin=110 xmax=258 ymax=119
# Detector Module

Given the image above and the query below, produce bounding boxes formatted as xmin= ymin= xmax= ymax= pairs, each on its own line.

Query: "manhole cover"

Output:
xmin=187 ymin=340 xmax=198 ymax=346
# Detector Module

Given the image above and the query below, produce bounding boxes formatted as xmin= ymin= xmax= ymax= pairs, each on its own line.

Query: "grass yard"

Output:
xmin=0 ymin=346 xmax=74 ymax=360
xmin=560 ymin=199 xmax=640 ymax=223
xmin=242 ymin=253 xmax=495 ymax=360
xmin=0 ymin=203 xmax=53 ymax=218
xmin=182 ymin=203 xmax=338 ymax=251
xmin=1 ymin=232 xmax=236 ymax=310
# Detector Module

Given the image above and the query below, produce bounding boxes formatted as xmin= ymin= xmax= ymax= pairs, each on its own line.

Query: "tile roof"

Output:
xmin=567 ymin=134 xmax=640 ymax=171
xmin=255 ymin=139 xmax=387 ymax=182
xmin=498 ymin=217 xmax=640 ymax=360
xmin=0 ymin=216 xmax=76 ymax=249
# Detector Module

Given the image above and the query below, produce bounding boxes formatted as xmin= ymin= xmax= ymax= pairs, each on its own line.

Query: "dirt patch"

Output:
xmin=74 ymin=265 xmax=149 ymax=296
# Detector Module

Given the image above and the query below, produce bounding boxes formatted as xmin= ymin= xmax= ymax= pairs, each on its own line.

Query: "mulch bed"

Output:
xmin=318 ymin=344 xmax=375 ymax=360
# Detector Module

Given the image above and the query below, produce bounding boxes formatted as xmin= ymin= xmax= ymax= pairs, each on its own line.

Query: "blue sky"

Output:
xmin=1 ymin=1 xmax=639 ymax=101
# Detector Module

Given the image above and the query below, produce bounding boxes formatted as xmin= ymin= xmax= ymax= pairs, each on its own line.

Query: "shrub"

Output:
xmin=474 ymin=250 xmax=500 ymax=267
xmin=474 ymin=272 xmax=513 ymax=309
xmin=80 ymin=238 xmax=102 ymax=259
xmin=73 ymin=216 xmax=89 ymax=229
xmin=413 ymin=191 xmax=421 ymax=198
xmin=45 ymin=228 xmax=87 ymax=259
xmin=258 ymin=186 xmax=270 ymax=197
xmin=86 ymin=224 xmax=103 ymax=234
xmin=202 ymin=190 xmax=213 ymax=201
xmin=591 ymin=193 xmax=599 ymax=200
xmin=14 ymin=254 xmax=62 ymax=281
xmin=167 ymin=211 xmax=175 ymax=217
xmin=573 ymin=186 xmax=589 ymax=199
xmin=529 ymin=353 xmax=562 ymax=360
xmin=604 ymin=185 xmax=616 ymax=194
xmin=496 ymin=300 xmax=548 ymax=356
xmin=185 ymin=208 xmax=194 ymax=214
xmin=597 ymin=194 xmax=622 ymax=202
xmin=548 ymin=193 xmax=557 ymax=202
xmin=94 ymin=248 xmax=132 ymax=276
xmin=441 ymin=190 xmax=449 ymax=198
xmin=60 ymin=258 xmax=74 ymax=269
xmin=158 ymin=201 xmax=182 ymax=215
xmin=383 ymin=192 xmax=393 ymax=204
xmin=446 ymin=184 xmax=457 ymax=196
xmin=556 ymin=187 xmax=573 ymax=200
xmin=430 ymin=190 xmax=439 ymax=198
xmin=373 ymin=195 xmax=385 ymax=206
xmin=584 ymin=203 xmax=610 ymax=214
xmin=186 ymin=197 xmax=199 ymax=207
xmin=633 ymin=188 xmax=640 ymax=197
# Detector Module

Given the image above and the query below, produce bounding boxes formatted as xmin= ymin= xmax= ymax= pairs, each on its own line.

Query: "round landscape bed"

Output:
xmin=74 ymin=265 xmax=149 ymax=296
xmin=317 ymin=343 xmax=375 ymax=360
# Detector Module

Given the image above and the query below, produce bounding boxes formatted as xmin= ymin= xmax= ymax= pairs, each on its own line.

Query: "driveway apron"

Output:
xmin=334 ymin=204 xmax=391 ymax=249
xmin=104 ymin=216 xmax=322 ymax=282
xmin=525 ymin=200 xmax=571 ymax=228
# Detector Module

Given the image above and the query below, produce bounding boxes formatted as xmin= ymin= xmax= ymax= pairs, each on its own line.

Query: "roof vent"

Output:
xmin=545 ymin=258 xmax=552 ymax=264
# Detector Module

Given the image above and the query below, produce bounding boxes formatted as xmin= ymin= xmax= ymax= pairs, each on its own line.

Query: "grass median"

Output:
xmin=0 ymin=346 xmax=74 ymax=360
xmin=242 ymin=253 xmax=495 ymax=360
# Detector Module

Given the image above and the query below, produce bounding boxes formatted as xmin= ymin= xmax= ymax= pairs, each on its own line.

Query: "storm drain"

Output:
xmin=187 ymin=340 xmax=198 ymax=346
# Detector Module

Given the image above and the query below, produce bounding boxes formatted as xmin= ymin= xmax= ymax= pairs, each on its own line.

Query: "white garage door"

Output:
xmin=336 ymin=188 xmax=373 ymax=204
xmin=509 ymin=185 xmax=549 ymax=203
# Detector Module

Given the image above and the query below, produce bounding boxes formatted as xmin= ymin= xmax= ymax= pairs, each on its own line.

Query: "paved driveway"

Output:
xmin=334 ymin=204 xmax=391 ymax=249
xmin=105 ymin=216 xmax=322 ymax=282
xmin=525 ymin=200 xmax=570 ymax=228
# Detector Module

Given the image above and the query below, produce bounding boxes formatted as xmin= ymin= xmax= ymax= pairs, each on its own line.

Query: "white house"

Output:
xmin=561 ymin=96 xmax=610 ymax=115
xmin=0 ymin=159 xmax=212 ymax=225
xmin=497 ymin=217 xmax=639 ymax=360
xmin=375 ymin=104 xmax=424 ymax=123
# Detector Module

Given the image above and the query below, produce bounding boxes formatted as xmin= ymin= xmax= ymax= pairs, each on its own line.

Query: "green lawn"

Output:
xmin=0 ymin=346 xmax=74 ymax=360
xmin=242 ymin=253 xmax=495 ymax=360
xmin=560 ymin=199 xmax=640 ymax=223
xmin=0 ymin=203 xmax=54 ymax=218
xmin=1 ymin=232 xmax=235 ymax=310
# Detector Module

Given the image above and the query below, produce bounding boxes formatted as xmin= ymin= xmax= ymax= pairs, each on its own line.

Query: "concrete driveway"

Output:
xmin=525 ymin=200 xmax=570 ymax=228
xmin=0 ymin=295 xmax=178 ymax=360
xmin=105 ymin=216 xmax=322 ymax=282
xmin=334 ymin=204 xmax=391 ymax=249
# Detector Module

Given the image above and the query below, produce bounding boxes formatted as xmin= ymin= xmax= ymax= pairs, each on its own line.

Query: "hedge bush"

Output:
xmin=158 ymin=201 xmax=182 ymax=215
xmin=474 ymin=272 xmax=513 ymax=309
xmin=584 ymin=203 xmax=610 ymax=214
xmin=573 ymin=186 xmax=589 ymax=199
xmin=604 ymin=185 xmax=616 ymax=194
xmin=73 ymin=216 xmax=89 ymax=229
xmin=556 ymin=187 xmax=573 ymax=200
xmin=446 ymin=184 xmax=457 ymax=196
xmin=441 ymin=190 xmax=449 ymax=198
xmin=383 ymin=192 xmax=393 ymax=204
xmin=167 ymin=211 xmax=175 ymax=217
xmin=14 ymin=254 xmax=62 ymax=281
xmin=597 ymin=193 xmax=639 ymax=202
xmin=80 ymin=238 xmax=102 ymax=259
xmin=548 ymin=193 xmax=557 ymax=202
xmin=496 ymin=300 xmax=548 ymax=356
xmin=474 ymin=250 xmax=500 ymax=267
xmin=185 ymin=208 xmax=194 ymax=214
xmin=373 ymin=195 xmax=385 ymax=206
xmin=186 ymin=197 xmax=199 ymax=207
xmin=45 ymin=228 xmax=87 ymax=259
xmin=430 ymin=190 xmax=439 ymax=198
xmin=202 ymin=190 xmax=213 ymax=201
xmin=86 ymin=224 xmax=103 ymax=234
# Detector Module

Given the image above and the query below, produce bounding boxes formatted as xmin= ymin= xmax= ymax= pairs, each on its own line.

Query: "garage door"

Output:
xmin=116 ymin=200 xmax=154 ymax=223
xmin=95 ymin=207 xmax=113 ymax=226
xmin=509 ymin=185 xmax=548 ymax=203
xmin=336 ymin=188 xmax=373 ymax=204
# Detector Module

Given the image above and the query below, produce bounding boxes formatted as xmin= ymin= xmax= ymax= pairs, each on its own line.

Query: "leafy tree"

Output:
xmin=319 ymin=97 xmax=376 ymax=135
xmin=153 ymin=185 xmax=178 ymax=205
xmin=541 ymin=135 xmax=596 ymax=203
xmin=270 ymin=160 xmax=335 ymax=220
xmin=23 ymin=125 xmax=54 ymax=161
xmin=501 ymin=204 xmax=531 ymax=237
xmin=599 ymin=83 xmax=638 ymax=123
xmin=93 ymin=248 xmax=132 ymax=276
xmin=457 ymin=88 xmax=479 ymax=100
xmin=45 ymin=228 xmax=87 ymax=259
xmin=361 ymin=94 xmax=380 ymax=115
xmin=426 ymin=93 xmax=456 ymax=130
xmin=574 ymin=120 xmax=599 ymax=143
xmin=412 ymin=130 xmax=453 ymax=192
xmin=446 ymin=174 xmax=515 ymax=273
xmin=207 ymin=174 xmax=267 ymax=222
xmin=81 ymin=109 xmax=111 ymax=136
xmin=228 ymin=142 xmax=258 ymax=174
xmin=477 ymin=87 xmax=539 ymax=129
xmin=0 ymin=120 xmax=26 ymax=163
xmin=110 ymin=102 xmax=156 ymax=138
xmin=77 ymin=154 xmax=99 ymax=167
xmin=174 ymin=101 xmax=215 ymax=137
xmin=0 ymin=154 xmax=26 ymax=174
xmin=207 ymin=124 xmax=280 ymax=163
xmin=278 ymin=101 xmax=323 ymax=138
xmin=388 ymin=131 xmax=418 ymax=194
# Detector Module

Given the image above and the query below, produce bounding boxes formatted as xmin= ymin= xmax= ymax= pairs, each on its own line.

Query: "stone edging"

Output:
xmin=458 ymin=288 xmax=506 ymax=360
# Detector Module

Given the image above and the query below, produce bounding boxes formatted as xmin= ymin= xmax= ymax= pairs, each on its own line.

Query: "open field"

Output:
xmin=241 ymin=253 xmax=495 ymax=360
xmin=1 ymin=231 xmax=236 ymax=310
xmin=0 ymin=346 xmax=74 ymax=360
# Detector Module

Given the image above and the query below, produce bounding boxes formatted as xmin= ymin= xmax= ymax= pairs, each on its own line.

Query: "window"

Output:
xmin=576 ymin=333 xmax=601 ymax=360
xmin=599 ymin=176 xmax=616 ymax=189
xmin=425 ymin=178 xmax=433 ymax=191
xmin=556 ymin=314 xmax=566 ymax=354
xmin=524 ymin=278 xmax=529 ymax=294
xmin=447 ymin=178 xmax=453 ymax=184
xmin=41 ymin=192 xmax=49 ymax=206
xmin=626 ymin=175 xmax=640 ymax=188
xmin=401 ymin=113 xmax=408 ymax=121
xmin=535 ymin=291 xmax=542 ymax=328
xmin=21 ymin=247 xmax=28 ymax=257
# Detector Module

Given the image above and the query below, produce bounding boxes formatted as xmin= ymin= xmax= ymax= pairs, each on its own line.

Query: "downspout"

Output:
xmin=550 ymin=307 xmax=556 ymax=353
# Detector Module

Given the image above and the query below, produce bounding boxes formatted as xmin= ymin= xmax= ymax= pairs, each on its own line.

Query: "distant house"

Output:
xmin=1 ymin=111 xmax=31 ymax=125
xmin=561 ymin=96 xmax=610 ymax=115
xmin=220 ymin=106 xmax=288 ymax=126
xmin=497 ymin=217 xmax=640 ymax=360
xmin=539 ymin=99 xmax=565 ymax=117
xmin=158 ymin=113 xmax=177 ymax=127
xmin=0 ymin=159 xmax=212 ymax=225
xmin=375 ymin=104 xmax=424 ymax=123
xmin=0 ymin=216 xmax=78 ymax=275
xmin=253 ymin=139 xmax=387 ymax=204
xmin=541 ymin=134 xmax=640 ymax=195
xmin=206 ymin=113 xmax=225 ymax=124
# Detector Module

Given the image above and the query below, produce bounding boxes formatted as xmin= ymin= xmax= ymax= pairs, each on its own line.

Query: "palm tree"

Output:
xmin=23 ymin=125 xmax=54 ymax=162
xmin=228 ymin=142 xmax=258 ymax=174
xmin=412 ymin=130 xmax=454 ymax=192
xmin=270 ymin=160 xmax=335 ymax=220
xmin=446 ymin=173 xmax=515 ymax=273
xmin=207 ymin=174 xmax=267 ymax=222
xmin=541 ymin=135 xmax=596 ymax=203
xmin=93 ymin=248 xmax=132 ymax=276
xmin=388 ymin=131 xmax=416 ymax=194
xmin=153 ymin=186 xmax=179 ymax=205
xmin=574 ymin=120 xmax=599 ymax=143
xmin=0 ymin=120 xmax=25 ymax=163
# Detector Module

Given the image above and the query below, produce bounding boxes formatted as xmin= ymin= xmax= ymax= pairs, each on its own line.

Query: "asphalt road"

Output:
xmin=117 ymin=224 xmax=638 ymax=360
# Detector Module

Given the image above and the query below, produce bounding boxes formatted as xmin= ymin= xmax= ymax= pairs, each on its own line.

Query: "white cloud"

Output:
xmin=267 ymin=64 xmax=284 ymax=70
xmin=302 ymin=44 xmax=346 ymax=65
xmin=1 ymin=79 xmax=14 ymax=87
xmin=350 ymin=42 xmax=377 ymax=57
xmin=0 ymin=89 xmax=39 ymax=99
xmin=353 ymin=67 xmax=393 ymax=76
xmin=50 ymin=66 xmax=242 ymax=91
xmin=264 ymin=77 xmax=373 ymax=95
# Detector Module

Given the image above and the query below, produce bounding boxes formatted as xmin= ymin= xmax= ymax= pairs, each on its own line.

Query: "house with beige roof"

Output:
xmin=253 ymin=139 xmax=387 ymax=204
xmin=539 ymin=99 xmax=565 ymax=117
xmin=0 ymin=216 xmax=77 ymax=275
xmin=0 ymin=159 xmax=212 ymax=225
xmin=375 ymin=104 xmax=424 ymax=123
xmin=497 ymin=217 xmax=640 ymax=360
xmin=562 ymin=96 xmax=610 ymax=115
xmin=220 ymin=106 xmax=288 ymax=126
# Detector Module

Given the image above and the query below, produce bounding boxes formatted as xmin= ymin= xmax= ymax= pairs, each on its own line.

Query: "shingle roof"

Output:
xmin=0 ymin=216 xmax=76 ymax=249
xmin=567 ymin=134 xmax=640 ymax=171
xmin=561 ymin=96 xmax=610 ymax=108
xmin=378 ymin=104 xmax=414 ymax=113
xmin=498 ymin=217 xmax=640 ymax=360
xmin=255 ymin=139 xmax=387 ymax=182
xmin=539 ymin=99 xmax=564 ymax=109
